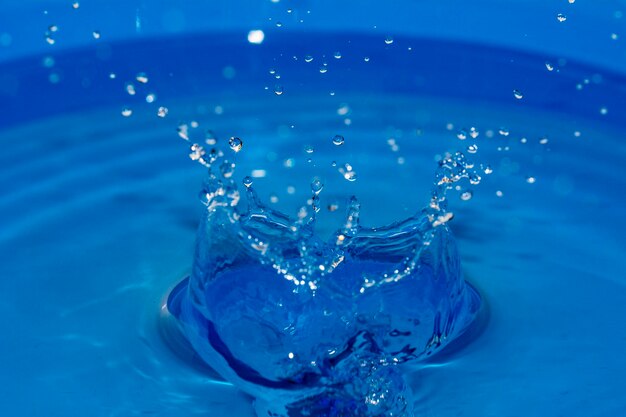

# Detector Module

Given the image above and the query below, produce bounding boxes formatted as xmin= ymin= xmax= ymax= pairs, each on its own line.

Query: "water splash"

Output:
xmin=166 ymin=139 xmax=482 ymax=416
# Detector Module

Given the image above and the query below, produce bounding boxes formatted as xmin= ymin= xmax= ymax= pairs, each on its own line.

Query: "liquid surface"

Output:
xmin=0 ymin=33 xmax=625 ymax=416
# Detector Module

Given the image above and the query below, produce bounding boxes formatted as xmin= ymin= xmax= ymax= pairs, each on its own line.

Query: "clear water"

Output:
xmin=1 ymin=32 xmax=625 ymax=416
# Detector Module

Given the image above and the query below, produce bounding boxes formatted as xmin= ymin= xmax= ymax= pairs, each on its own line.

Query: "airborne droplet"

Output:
xmin=229 ymin=137 xmax=243 ymax=152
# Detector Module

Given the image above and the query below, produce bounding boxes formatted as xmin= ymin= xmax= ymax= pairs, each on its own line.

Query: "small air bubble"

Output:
xmin=229 ymin=137 xmax=243 ymax=152
xmin=513 ymin=89 xmax=523 ymax=99
xmin=157 ymin=106 xmax=168 ymax=118
xmin=460 ymin=191 xmax=473 ymax=201
xmin=136 ymin=72 xmax=148 ymax=84
xmin=332 ymin=135 xmax=345 ymax=146
xmin=121 ymin=107 xmax=132 ymax=117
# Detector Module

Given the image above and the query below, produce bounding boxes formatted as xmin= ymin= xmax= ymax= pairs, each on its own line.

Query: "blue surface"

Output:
xmin=1 ymin=3 xmax=626 ymax=417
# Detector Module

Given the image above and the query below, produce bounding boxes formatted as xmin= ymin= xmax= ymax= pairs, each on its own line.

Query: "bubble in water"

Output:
xmin=311 ymin=178 xmax=324 ymax=195
xmin=242 ymin=176 xmax=253 ymax=188
xmin=319 ymin=65 xmax=328 ymax=74
xmin=189 ymin=143 xmax=206 ymax=163
xmin=557 ymin=13 xmax=567 ymax=22
xmin=45 ymin=35 xmax=55 ymax=45
xmin=274 ymin=85 xmax=284 ymax=95
xmin=611 ymin=33 xmax=618 ymax=40
xmin=384 ymin=36 xmax=394 ymax=45
xmin=456 ymin=129 xmax=468 ymax=140
xmin=467 ymin=144 xmax=478 ymax=154
xmin=332 ymin=135 xmax=345 ymax=146
xmin=121 ymin=107 xmax=132 ymax=117
xmin=229 ymin=137 xmax=243 ymax=152
xmin=513 ymin=89 xmax=523 ymax=99
xmin=334 ymin=51 xmax=342 ymax=59
xmin=72 ymin=2 xmax=80 ymax=9
xmin=304 ymin=145 xmax=314 ymax=154
xmin=545 ymin=62 xmax=555 ymax=71
xmin=526 ymin=176 xmax=537 ymax=184
xmin=157 ymin=106 xmax=168 ymax=118
xmin=539 ymin=137 xmax=549 ymax=145
xmin=205 ymin=130 xmax=217 ymax=145
xmin=484 ymin=165 xmax=493 ymax=174
xmin=499 ymin=128 xmax=510 ymax=137
xmin=469 ymin=127 xmax=479 ymax=139
xmin=460 ymin=190 xmax=473 ymax=201
xmin=568 ymin=0 xmax=575 ymax=3
xmin=364 ymin=56 xmax=370 ymax=62
xmin=496 ymin=190 xmax=504 ymax=197
xmin=304 ymin=55 xmax=314 ymax=63
xmin=219 ymin=161 xmax=235 ymax=178
xmin=145 ymin=93 xmax=156 ymax=103
xmin=136 ymin=72 xmax=149 ymax=84
xmin=92 ymin=31 xmax=101 ymax=39
xmin=48 ymin=25 xmax=59 ymax=33
xmin=339 ymin=163 xmax=357 ymax=181
xmin=125 ymin=83 xmax=136 ymax=96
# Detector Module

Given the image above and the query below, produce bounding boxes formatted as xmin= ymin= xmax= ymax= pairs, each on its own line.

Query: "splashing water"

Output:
xmin=166 ymin=137 xmax=482 ymax=416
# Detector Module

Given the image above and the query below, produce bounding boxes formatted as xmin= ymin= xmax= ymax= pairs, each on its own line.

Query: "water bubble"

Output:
xmin=384 ymin=36 xmax=394 ymax=45
xmin=568 ymin=0 xmax=575 ymax=3
xmin=243 ymin=176 xmax=253 ymax=188
xmin=274 ymin=85 xmax=284 ymax=95
xmin=125 ymin=83 xmax=136 ymax=96
xmin=496 ymin=190 xmax=504 ymax=197
xmin=332 ymin=135 xmax=345 ymax=146
xmin=220 ymin=161 xmax=235 ymax=178
xmin=270 ymin=194 xmax=279 ymax=204
xmin=177 ymin=123 xmax=189 ymax=141
xmin=526 ymin=176 xmax=536 ymax=184
xmin=484 ymin=165 xmax=493 ymax=175
xmin=339 ymin=163 xmax=357 ymax=182
xmin=513 ymin=89 xmax=523 ymax=99
xmin=247 ymin=30 xmax=265 ymax=44
xmin=545 ymin=62 xmax=555 ymax=71
xmin=45 ymin=35 xmax=55 ymax=45
xmin=469 ymin=173 xmax=482 ymax=185
xmin=456 ymin=129 xmax=467 ymax=140
xmin=92 ymin=31 xmax=101 ymax=39
xmin=121 ymin=107 xmax=132 ymax=117
xmin=72 ymin=2 xmax=80 ymax=9
xmin=136 ymin=72 xmax=149 ymax=84
xmin=319 ymin=65 xmax=328 ymax=74
xmin=311 ymin=178 xmax=324 ymax=195
xmin=539 ymin=137 xmax=549 ymax=145
xmin=467 ymin=144 xmax=478 ymax=154
xmin=276 ymin=21 xmax=283 ymax=28
xmin=109 ymin=72 xmax=116 ymax=79
xmin=469 ymin=127 xmax=479 ymax=139
xmin=334 ymin=51 xmax=342 ymax=59
xmin=557 ymin=13 xmax=567 ymax=22
xmin=364 ymin=56 xmax=370 ymax=62
xmin=499 ymin=128 xmax=510 ymax=137
xmin=304 ymin=55 xmax=314 ymax=63
xmin=145 ymin=93 xmax=156 ymax=103
xmin=157 ymin=106 xmax=168 ymax=118
xmin=304 ymin=145 xmax=314 ymax=154
xmin=205 ymin=130 xmax=217 ymax=145
xmin=328 ymin=202 xmax=339 ymax=212
xmin=460 ymin=190 xmax=473 ymax=201
xmin=189 ymin=143 xmax=206 ymax=163
xmin=229 ymin=137 xmax=243 ymax=152
xmin=48 ymin=25 xmax=59 ymax=33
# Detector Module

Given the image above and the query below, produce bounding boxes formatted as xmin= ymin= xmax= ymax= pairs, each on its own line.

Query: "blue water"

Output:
xmin=1 ymin=29 xmax=626 ymax=417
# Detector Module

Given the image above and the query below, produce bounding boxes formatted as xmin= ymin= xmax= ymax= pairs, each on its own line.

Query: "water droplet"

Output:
xmin=274 ymin=85 xmax=284 ymax=95
xmin=136 ymin=72 xmax=148 ymax=84
xmin=42 ymin=56 xmax=55 ymax=68
xmin=611 ymin=33 xmax=619 ymax=40
xmin=304 ymin=145 xmax=314 ymax=154
xmin=319 ymin=65 xmax=328 ymax=74
xmin=557 ymin=13 xmax=567 ymax=22
xmin=220 ymin=161 xmax=235 ymax=178
xmin=229 ymin=137 xmax=243 ymax=152
xmin=72 ymin=2 xmax=80 ymax=9
xmin=339 ymin=163 xmax=357 ymax=182
xmin=467 ymin=144 xmax=478 ymax=154
xmin=189 ymin=143 xmax=206 ymax=163
xmin=311 ymin=178 xmax=324 ymax=195
xmin=545 ymin=62 xmax=555 ymax=71
xmin=121 ymin=107 xmax=132 ymax=117
xmin=304 ymin=55 xmax=314 ymax=63
xmin=364 ymin=56 xmax=370 ymax=62
xmin=92 ymin=31 xmax=101 ymax=39
xmin=499 ymin=128 xmax=510 ymax=137
xmin=45 ymin=36 xmax=55 ymax=45
xmin=276 ymin=21 xmax=283 ymax=28
xmin=526 ymin=176 xmax=536 ymax=184
xmin=145 ymin=93 xmax=156 ymax=103
xmin=177 ymin=123 xmax=189 ymax=141
xmin=513 ymin=89 xmax=523 ymax=99
xmin=157 ymin=106 xmax=168 ymax=118
xmin=243 ymin=176 xmax=253 ymax=188
xmin=48 ymin=25 xmax=59 ymax=33
xmin=332 ymin=135 xmax=345 ymax=146
xmin=384 ymin=36 xmax=394 ymax=45
xmin=600 ymin=107 xmax=608 ymax=115
xmin=539 ymin=137 xmax=549 ymax=145
xmin=270 ymin=194 xmax=279 ymax=204
xmin=469 ymin=127 xmax=479 ymax=139
xmin=456 ymin=129 xmax=467 ymax=140
xmin=334 ymin=51 xmax=342 ymax=59
xmin=460 ymin=190 xmax=473 ymax=201
xmin=496 ymin=190 xmax=504 ymax=197
xmin=568 ymin=0 xmax=575 ymax=3
xmin=205 ymin=130 xmax=217 ymax=145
